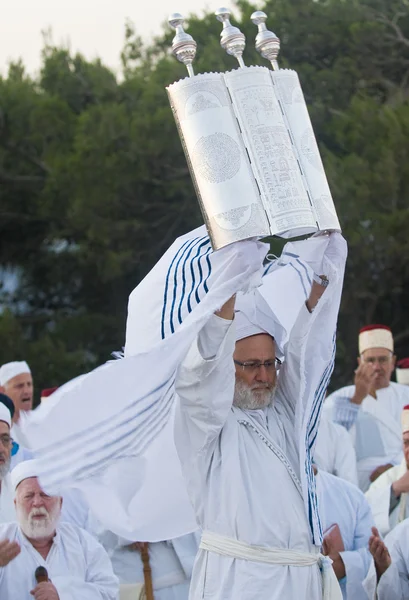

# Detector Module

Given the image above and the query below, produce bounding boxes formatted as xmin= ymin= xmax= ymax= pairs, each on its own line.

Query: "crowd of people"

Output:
xmin=0 ymin=230 xmax=409 ymax=599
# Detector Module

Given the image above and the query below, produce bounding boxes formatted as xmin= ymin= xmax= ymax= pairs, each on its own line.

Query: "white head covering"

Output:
xmin=0 ymin=361 xmax=31 ymax=386
xmin=11 ymin=459 xmax=41 ymax=491
xmin=235 ymin=310 xmax=267 ymax=342
xmin=0 ymin=403 xmax=11 ymax=427
xmin=358 ymin=325 xmax=394 ymax=355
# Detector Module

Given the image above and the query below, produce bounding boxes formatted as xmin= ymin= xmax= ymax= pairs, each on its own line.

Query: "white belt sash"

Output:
xmin=200 ymin=531 xmax=342 ymax=600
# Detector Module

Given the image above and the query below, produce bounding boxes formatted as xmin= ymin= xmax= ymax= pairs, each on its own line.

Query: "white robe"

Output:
xmin=365 ymin=459 xmax=408 ymax=536
xmin=0 ymin=521 xmax=119 ymax=599
xmin=105 ymin=533 xmax=199 ymax=600
xmin=375 ymin=519 xmax=409 ymax=599
xmin=0 ymin=474 xmax=16 ymax=524
xmin=314 ymin=415 xmax=358 ymax=486
xmin=325 ymin=383 xmax=409 ymax=491
xmin=174 ymin=309 xmax=326 ymax=600
xmin=316 ymin=470 xmax=374 ymax=599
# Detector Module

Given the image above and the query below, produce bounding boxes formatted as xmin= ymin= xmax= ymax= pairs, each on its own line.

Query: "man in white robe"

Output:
xmin=314 ymin=413 xmax=358 ymax=486
xmin=0 ymin=360 xmax=34 ymax=449
xmin=315 ymin=467 xmax=374 ymax=599
xmin=325 ymin=325 xmax=409 ymax=491
xmin=174 ymin=233 xmax=346 ymax=600
xmin=0 ymin=460 xmax=119 ymax=599
xmin=365 ymin=404 xmax=409 ymax=535
xmin=367 ymin=522 xmax=409 ymax=599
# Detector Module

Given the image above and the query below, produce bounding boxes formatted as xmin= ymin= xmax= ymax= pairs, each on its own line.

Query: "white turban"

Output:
xmin=0 ymin=361 xmax=31 ymax=386
xmin=0 ymin=403 xmax=11 ymax=427
xmin=11 ymin=459 xmax=41 ymax=492
xmin=235 ymin=310 xmax=268 ymax=342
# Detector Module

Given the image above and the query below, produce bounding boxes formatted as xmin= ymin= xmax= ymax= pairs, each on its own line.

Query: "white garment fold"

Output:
xmin=199 ymin=531 xmax=342 ymax=600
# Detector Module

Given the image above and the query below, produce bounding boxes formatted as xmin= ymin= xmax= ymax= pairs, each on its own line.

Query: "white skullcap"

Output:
xmin=235 ymin=310 xmax=268 ymax=342
xmin=0 ymin=403 xmax=11 ymax=427
xmin=0 ymin=361 xmax=31 ymax=386
xmin=11 ymin=459 xmax=41 ymax=491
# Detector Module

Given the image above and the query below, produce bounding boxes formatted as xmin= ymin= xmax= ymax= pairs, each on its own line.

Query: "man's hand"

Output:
xmin=30 ymin=582 xmax=59 ymax=599
xmin=215 ymin=296 xmax=235 ymax=321
xmin=351 ymin=362 xmax=377 ymax=405
xmin=369 ymin=527 xmax=391 ymax=580
xmin=306 ymin=275 xmax=328 ymax=313
xmin=0 ymin=539 xmax=20 ymax=566
xmin=392 ymin=470 xmax=409 ymax=496
xmin=370 ymin=463 xmax=393 ymax=483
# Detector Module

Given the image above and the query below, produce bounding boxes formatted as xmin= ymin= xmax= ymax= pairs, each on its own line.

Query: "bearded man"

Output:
xmin=174 ymin=233 xmax=347 ymax=600
xmin=0 ymin=460 xmax=119 ymax=599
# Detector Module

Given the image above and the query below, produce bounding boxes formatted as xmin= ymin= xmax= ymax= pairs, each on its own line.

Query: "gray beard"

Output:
xmin=233 ymin=379 xmax=276 ymax=410
xmin=0 ymin=457 xmax=11 ymax=481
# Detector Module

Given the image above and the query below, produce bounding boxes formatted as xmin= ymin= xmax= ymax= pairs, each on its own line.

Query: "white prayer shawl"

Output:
xmin=365 ymin=459 xmax=408 ymax=536
xmin=325 ymin=383 xmax=409 ymax=491
xmin=374 ymin=519 xmax=409 ymax=599
xmin=19 ymin=228 xmax=345 ymax=549
xmin=314 ymin=414 xmax=358 ymax=487
xmin=0 ymin=521 xmax=119 ymax=599
xmin=174 ymin=235 xmax=346 ymax=599
xmin=316 ymin=470 xmax=375 ymax=600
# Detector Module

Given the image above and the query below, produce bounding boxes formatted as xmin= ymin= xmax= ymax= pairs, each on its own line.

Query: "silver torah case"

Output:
xmin=166 ymin=10 xmax=340 ymax=250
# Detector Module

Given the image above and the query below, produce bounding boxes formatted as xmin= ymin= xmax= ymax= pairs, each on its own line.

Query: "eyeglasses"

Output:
xmin=362 ymin=356 xmax=392 ymax=365
xmin=0 ymin=434 xmax=11 ymax=447
xmin=234 ymin=358 xmax=282 ymax=372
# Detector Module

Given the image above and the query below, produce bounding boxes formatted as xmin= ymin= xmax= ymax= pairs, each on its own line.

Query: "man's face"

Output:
xmin=4 ymin=372 xmax=33 ymax=415
xmin=403 ymin=432 xmax=409 ymax=469
xmin=0 ymin=421 xmax=11 ymax=480
xmin=15 ymin=477 xmax=62 ymax=540
xmin=233 ymin=334 xmax=278 ymax=410
xmin=358 ymin=348 xmax=395 ymax=390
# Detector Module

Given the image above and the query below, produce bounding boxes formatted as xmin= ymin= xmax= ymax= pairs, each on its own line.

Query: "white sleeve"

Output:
xmin=339 ymin=492 xmax=375 ymax=600
xmin=53 ymin=531 xmax=119 ymax=600
xmin=174 ymin=314 xmax=236 ymax=454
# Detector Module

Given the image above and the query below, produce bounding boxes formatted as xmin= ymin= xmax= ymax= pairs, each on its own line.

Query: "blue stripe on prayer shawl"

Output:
xmin=282 ymin=251 xmax=299 ymax=259
xmin=304 ymin=333 xmax=337 ymax=544
xmin=203 ymin=248 xmax=212 ymax=294
xmin=38 ymin=376 xmax=176 ymax=484
xmin=295 ymin=258 xmax=312 ymax=285
xmin=161 ymin=238 xmax=199 ymax=340
xmin=187 ymin=241 xmax=211 ymax=313
xmin=177 ymin=239 xmax=211 ymax=324
xmin=170 ymin=237 xmax=207 ymax=334
xmin=263 ymin=261 xmax=275 ymax=276
xmin=289 ymin=263 xmax=309 ymax=299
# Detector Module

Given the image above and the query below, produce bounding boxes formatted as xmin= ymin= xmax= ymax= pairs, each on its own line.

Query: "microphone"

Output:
xmin=35 ymin=566 xmax=49 ymax=584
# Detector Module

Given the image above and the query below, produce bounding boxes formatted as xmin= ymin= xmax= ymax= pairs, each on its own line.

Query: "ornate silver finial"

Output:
xmin=168 ymin=13 xmax=197 ymax=77
xmin=251 ymin=11 xmax=280 ymax=71
xmin=215 ymin=8 xmax=246 ymax=68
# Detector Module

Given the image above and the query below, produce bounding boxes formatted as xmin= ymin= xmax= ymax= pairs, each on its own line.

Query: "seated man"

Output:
xmin=315 ymin=466 xmax=374 ymax=599
xmin=0 ymin=460 xmax=119 ymax=599
xmin=366 ymin=404 xmax=409 ymax=535
xmin=368 ymin=523 xmax=409 ymax=599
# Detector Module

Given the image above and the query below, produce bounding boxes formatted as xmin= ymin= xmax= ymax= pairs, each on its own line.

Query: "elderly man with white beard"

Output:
xmin=174 ymin=233 xmax=347 ymax=600
xmin=0 ymin=460 xmax=119 ymax=600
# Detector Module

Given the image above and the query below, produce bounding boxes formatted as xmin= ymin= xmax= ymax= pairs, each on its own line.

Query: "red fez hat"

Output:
xmin=40 ymin=387 xmax=58 ymax=400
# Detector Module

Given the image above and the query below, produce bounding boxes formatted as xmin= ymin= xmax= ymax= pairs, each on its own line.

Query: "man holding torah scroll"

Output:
xmin=174 ymin=230 xmax=347 ymax=600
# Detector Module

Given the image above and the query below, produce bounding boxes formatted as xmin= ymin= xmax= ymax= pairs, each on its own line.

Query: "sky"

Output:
xmin=0 ymin=0 xmax=244 ymax=77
